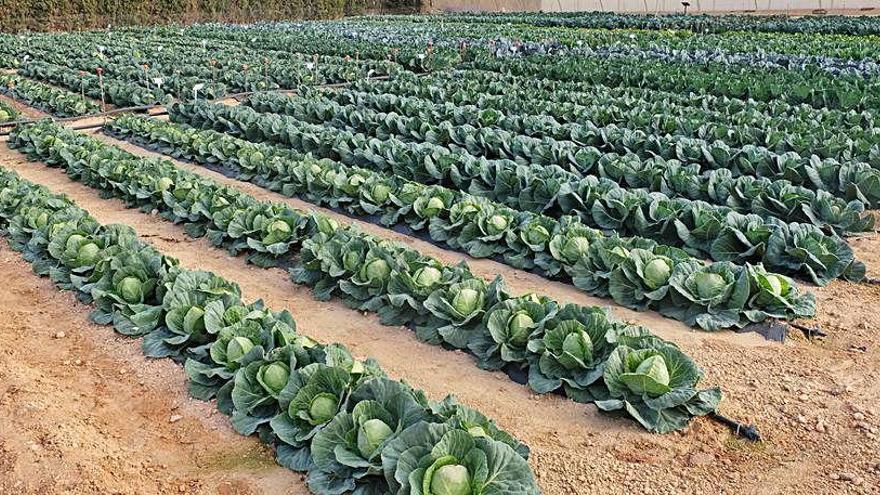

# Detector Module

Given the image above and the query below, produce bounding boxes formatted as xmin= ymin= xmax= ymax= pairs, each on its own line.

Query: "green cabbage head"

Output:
xmin=118 ymin=276 xmax=144 ymax=304
xmin=382 ymin=423 xmax=539 ymax=495
xmin=307 ymin=393 xmax=339 ymax=425
xmin=357 ymin=418 xmax=394 ymax=458
xmin=258 ymin=361 xmax=290 ymax=396
xmin=643 ymin=257 xmax=673 ymax=289
xmin=414 ymin=266 xmax=442 ymax=289
xmin=694 ymin=272 xmax=726 ymax=300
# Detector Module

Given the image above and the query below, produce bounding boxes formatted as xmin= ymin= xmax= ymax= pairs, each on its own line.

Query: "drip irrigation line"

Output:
xmin=789 ymin=322 xmax=827 ymax=339
xmin=708 ymin=411 xmax=761 ymax=442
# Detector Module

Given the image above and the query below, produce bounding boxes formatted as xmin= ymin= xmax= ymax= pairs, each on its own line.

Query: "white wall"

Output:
xmin=428 ymin=0 xmax=880 ymax=13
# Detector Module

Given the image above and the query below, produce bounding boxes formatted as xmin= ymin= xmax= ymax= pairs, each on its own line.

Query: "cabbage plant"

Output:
xmin=745 ymin=264 xmax=816 ymax=321
xmin=338 ymin=241 xmax=398 ymax=311
xmin=226 ymin=204 xmax=306 ymax=267
xmin=470 ymin=294 xmax=558 ymax=370
xmin=226 ymin=351 xmax=293 ymax=435
xmin=90 ymin=245 xmax=177 ymax=336
xmin=526 ymin=304 xmax=621 ymax=402
xmin=183 ymin=305 xmax=286 ymax=400
xmin=408 ymin=185 xmax=455 ymax=229
xmin=222 ymin=335 xmax=330 ymax=436
xmin=270 ymin=364 xmax=353 ymax=470
xmin=309 ymin=378 xmax=431 ymax=494
xmin=536 ymin=217 xmax=599 ymax=276
xmin=504 ymin=215 xmax=555 ymax=269
xmin=293 ymin=229 xmax=367 ymax=301
xmin=142 ymin=270 xmax=242 ymax=358
xmin=663 ymin=261 xmax=750 ymax=330
xmin=381 ymin=423 xmax=539 ymax=495
xmin=596 ymin=339 xmax=721 ymax=433
xmin=766 ymin=221 xmax=864 ymax=285
xmin=430 ymin=396 xmax=530 ymax=460
xmin=46 ymin=221 xmax=106 ymax=289
xmin=569 ymin=237 xmax=653 ymax=297
xmin=423 ymin=277 xmax=506 ymax=348
xmin=428 ymin=195 xmax=488 ymax=245
xmin=608 ymin=248 xmax=684 ymax=311
xmin=383 ymin=253 xmax=466 ymax=327
xmin=458 ymin=207 xmax=518 ymax=259
xmin=709 ymin=212 xmax=771 ymax=263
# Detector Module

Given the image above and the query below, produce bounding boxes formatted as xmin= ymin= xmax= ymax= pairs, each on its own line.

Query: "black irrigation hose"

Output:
xmin=0 ymin=104 xmax=166 ymax=127
xmin=709 ymin=411 xmax=762 ymax=442
xmin=863 ymin=276 xmax=880 ymax=285
xmin=789 ymin=322 xmax=828 ymax=339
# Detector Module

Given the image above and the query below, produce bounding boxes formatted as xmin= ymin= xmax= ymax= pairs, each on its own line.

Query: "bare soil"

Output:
xmin=0 ymin=123 xmax=879 ymax=495
xmin=0 ymin=94 xmax=48 ymax=121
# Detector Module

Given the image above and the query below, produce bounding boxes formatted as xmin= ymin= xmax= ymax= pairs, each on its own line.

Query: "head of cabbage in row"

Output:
xmin=596 ymin=336 xmax=721 ymax=433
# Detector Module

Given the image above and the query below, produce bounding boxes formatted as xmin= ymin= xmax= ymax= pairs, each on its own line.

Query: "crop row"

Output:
xmin=18 ymin=61 xmax=167 ymax=107
xmin=421 ymin=12 xmax=880 ymax=36
xmin=470 ymin=52 xmax=877 ymax=112
xmin=0 ymin=167 xmax=539 ymax=494
xmin=317 ymin=17 xmax=879 ymax=61
xmin=165 ymin=24 xmax=461 ymax=72
xmin=171 ymin=100 xmax=863 ymax=286
xmin=106 ymin=112 xmax=816 ymax=332
xmin=350 ymin=71 xmax=880 ymax=172
xmin=2 ymin=30 xmax=403 ymax=97
xmin=355 ymin=70 xmax=880 ymax=151
xmin=246 ymin=89 xmax=876 ymax=231
xmin=573 ymin=43 xmax=879 ymax=79
xmin=9 ymin=119 xmax=722 ymax=433
xmin=0 ymin=74 xmax=100 ymax=117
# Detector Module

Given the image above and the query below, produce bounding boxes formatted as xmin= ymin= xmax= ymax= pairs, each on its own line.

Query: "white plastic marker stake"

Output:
xmin=193 ymin=83 xmax=205 ymax=103
xmin=96 ymin=67 xmax=106 ymax=113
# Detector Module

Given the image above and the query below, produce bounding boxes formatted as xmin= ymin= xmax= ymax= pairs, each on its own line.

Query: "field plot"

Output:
xmin=1 ymin=12 xmax=880 ymax=495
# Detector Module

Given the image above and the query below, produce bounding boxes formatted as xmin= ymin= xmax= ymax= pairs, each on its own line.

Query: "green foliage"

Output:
xmin=0 ymin=167 xmax=537 ymax=494
xmin=8 ymin=119 xmax=722 ymax=433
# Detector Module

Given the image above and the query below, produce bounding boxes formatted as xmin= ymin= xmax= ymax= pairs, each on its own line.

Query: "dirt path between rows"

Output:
xmin=0 ymin=94 xmax=49 ymax=121
xmin=0 ymin=245 xmax=308 ymax=495
xmin=1 ymin=129 xmax=879 ymax=494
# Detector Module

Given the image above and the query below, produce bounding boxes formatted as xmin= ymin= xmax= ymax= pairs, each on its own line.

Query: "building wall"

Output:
xmin=428 ymin=0 xmax=879 ymax=13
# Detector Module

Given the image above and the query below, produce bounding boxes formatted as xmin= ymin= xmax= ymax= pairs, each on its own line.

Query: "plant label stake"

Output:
xmin=153 ymin=78 xmax=164 ymax=98
xmin=193 ymin=83 xmax=204 ymax=103
xmin=96 ymin=67 xmax=106 ymax=112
